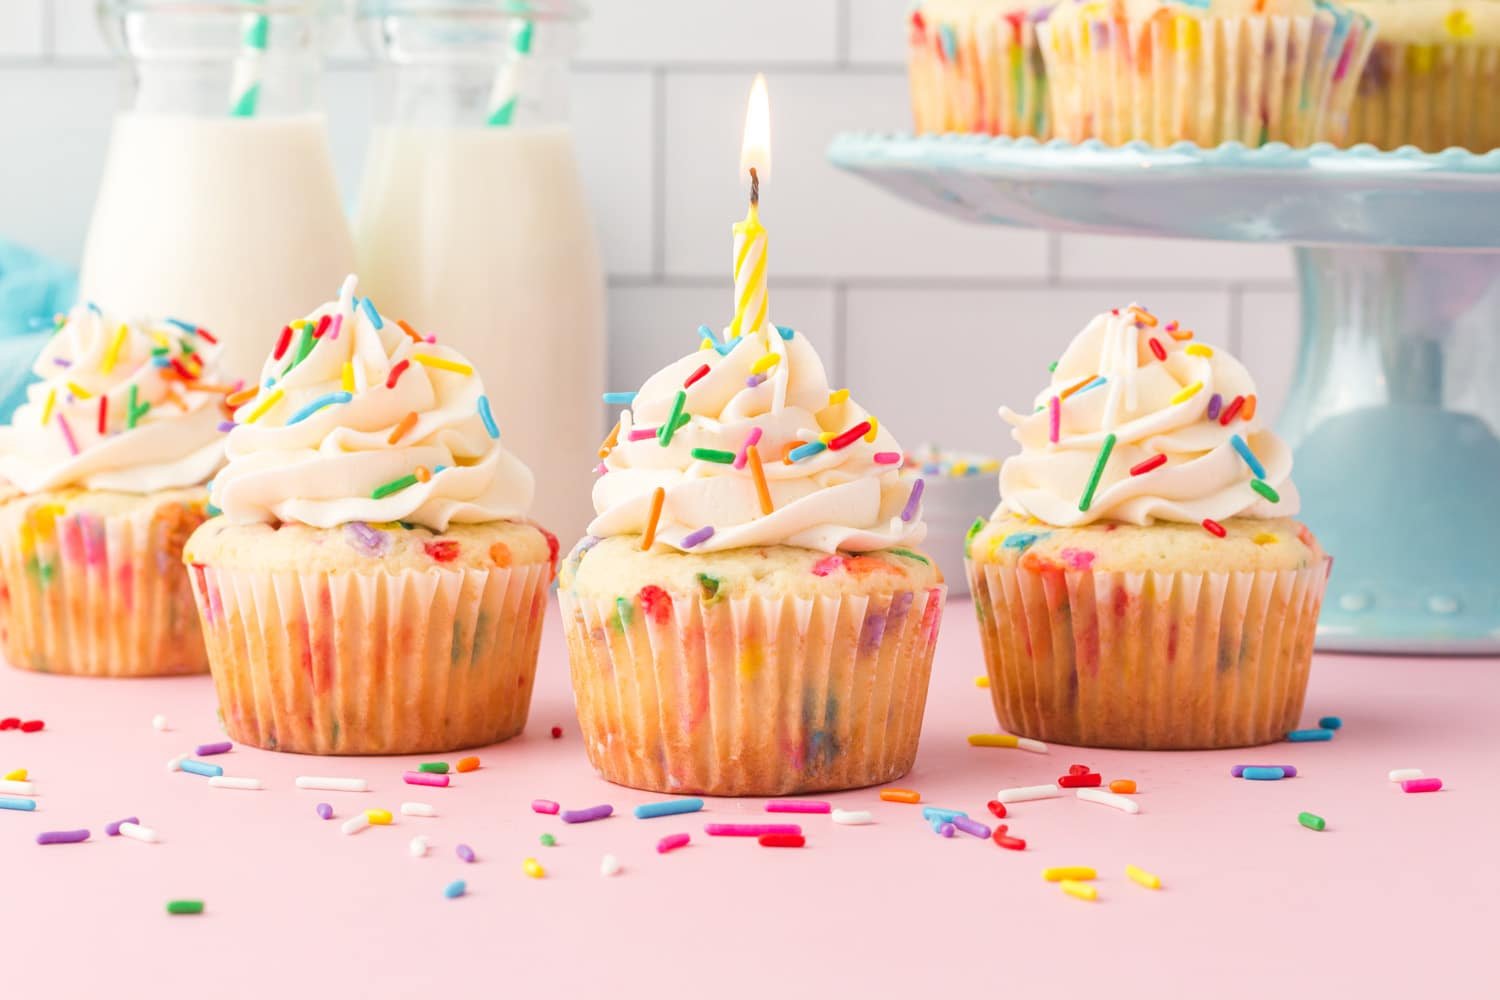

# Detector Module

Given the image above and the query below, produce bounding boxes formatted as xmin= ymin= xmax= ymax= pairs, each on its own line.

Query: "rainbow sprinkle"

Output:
xmin=788 ymin=441 xmax=826 ymax=462
xmin=1230 ymin=434 xmax=1266 ymax=478
xmin=360 ymin=297 xmax=383 ymax=330
xmin=1170 ymin=382 xmax=1203 ymax=405
xmin=680 ymin=525 xmax=715 ymax=548
xmin=602 ymin=392 xmax=637 ymax=405
xmin=733 ymin=426 xmax=763 ymax=470
xmin=658 ymin=391 xmax=687 ymax=446
xmin=690 ymin=448 xmax=736 ymax=464
xmin=1250 ymin=480 xmax=1281 ymax=503
xmin=1078 ymin=434 xmax=1116 ymax=512
xmin=244 ymin=388 xmax=284 ymax=424
xmin=56 ymin=412 xmax=79 ymax=455
xmin=411 ymin=354 xmax=474 ymax=377
xmin=478 ymin=396 xmax=500 ymax=439
xmin=286 ymin=392 xmax=351 ymax=426
xmin=900 ymin=478 xmax=925 ymax=522
xmin=372 ymin=473 xmax=419 ymax=500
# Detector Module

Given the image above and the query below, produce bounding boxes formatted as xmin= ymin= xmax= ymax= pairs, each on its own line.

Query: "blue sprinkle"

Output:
xmin=285 ymin=391 xmax=352 ymax=426
xmin=86 ymin=301 xmax=101 ymax=314
xmin=788 ymin=440 xmax=826 ymax=462
xmin=697 ymin=324 xmax=718 ymax=345
xmin=776 ymin=325 xmax=795 ymax=341
xmin=1318 ymin=716 xmax=1342 ymax=730
xmin=939 ymin=23 xmax=957 ymax=61
xmin=1286 ymin=728 xmax=1334 ymax=743
xmin=151 ymin=357 xmax=170 ymax=368
xmin=1002 ymin=532 xmax=1049 ymax=551
xmin=165 ymin=317 xmax=198 ymax=333
xmin=206 ymin=504 xmax=222 ymax=517
xmin=443 ymin=880 xmax=466 ymax=899
xmin=602 ymin=392 xmax=637 ymax=405
xmin=477 ymin=395 xmax=500 ymax=439
xmin=713 ymin=336 xmax=741 ymax=357
xmin=1231 ymin=434 xmax=1267 ymax=479
xmin=0 ymin=796 xmax=37 ymax=812
xmin=178 ymin=759 xmax=223 ymax=778
xmin=1075 ymin=376 xmax=1107 ymax=396
xmin=921 ymin=807 xmax=967 ymax=822
xmin=1242 ymin=767 xmax=1287 ymax=781
xmin=633 ymin=798 xmax=705 ymax=820
xmin=360 ymin=296 xmax=384 ymax=330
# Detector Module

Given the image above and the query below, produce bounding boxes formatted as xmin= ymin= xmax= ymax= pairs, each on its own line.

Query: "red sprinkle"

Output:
xmin=312 ymin=315 xmax=332 ymax=339
xmin=1058 ymin=773 xmax=1102 ymax=788
xmin=1130 ymin=453 xmax=1167 ymax=476
xmin=758 ymin=834 xmax=806 ymax=848
xmin=1068 ymin=764 xmax=1090 ymax=776
xmin=272 ymin=325 xmax=293 ymax=360
xmin=1219 ymin=395 xmax=1246 ymax=426
xmin=169 ymin=357 xmax=195 ymax=381
xmin=97 ymin=396 xmax=108 ymax=435
xmin=986 ymin=800 xmax=1007 ymax=819
xmin=1149 ymin=337 xmax=1166 ymax=362
xmin=828 ymin=420 xmax=872 ymax=451
xmin=550 ymin=726 xmax=563 ymax=739
xmin=19 ymin=720 xmax=44 ymax=733
xmin=0 ymin=718 xmax=19 ymax=730
xmin=993 ymin=831 xmax=1026 ymax=851
xmin=385 ymin=359 xmax=410 ymax=389
xmin=194 ymin=328 xmax=218 ymax=344
xmin=683 ymin=363 xmax=711 ymax=388
xmin=423 ymin=540 xmax=460 ymax=563
xmin=1203 ymin=518 xmax=1227 ymax=538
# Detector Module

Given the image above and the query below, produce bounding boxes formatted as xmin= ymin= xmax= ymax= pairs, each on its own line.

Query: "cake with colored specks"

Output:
xmin=908 ymin=0 xmax=1053 ymax=138
xmin=967 ymin=305 xmax=1330 ymax=749
xmin=182 ymin=275 xmax=556 ymax=755
xmin=561 ymin=320 xmax=945 ymax=796
xmin=0 ymin=304 xmax=229 ymax=676
xmin=1037 ymin=0 xmax=1376 ymax=147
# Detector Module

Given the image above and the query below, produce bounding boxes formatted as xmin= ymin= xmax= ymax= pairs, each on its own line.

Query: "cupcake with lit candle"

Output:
xmin=0 ymin=305 xmax=229 ymax=676
xmin=908 ymin=1 xmax=1052 ymax=138
xmin=182 ymin=275 xmax=555 ymax=755
xmin=967 ymin=305 xmax=1330 ymax=749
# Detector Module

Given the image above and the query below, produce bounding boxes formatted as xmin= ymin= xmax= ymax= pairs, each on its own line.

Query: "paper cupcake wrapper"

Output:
xmin=1038 ymin=12 xmax=1375 ymax=147
xmin=189 ymin=561 xmax=549 ymax=755
xmin=0 ymin=494 xmax=208 ymax=677
xmin=911 ymin=13 xmax=1050 ymax=137
xmin=967 ymin=558 xmax=1330 ymax=749
xmin=560 ymin=583 xmax=947 ymax=796
xmin=1350 ymin=41 xmax=1500 ymax=152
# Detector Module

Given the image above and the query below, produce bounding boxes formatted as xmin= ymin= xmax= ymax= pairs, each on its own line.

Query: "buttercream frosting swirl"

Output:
xmin=997 ymin=304 xmax=1299 ymax=527
xmin=0 ymin=304 xmax=227 ymax=494
xmin=210 ymin=275 xmax=533 ymax=531
xmin=590 ymin=322 xmax=927 ymax=553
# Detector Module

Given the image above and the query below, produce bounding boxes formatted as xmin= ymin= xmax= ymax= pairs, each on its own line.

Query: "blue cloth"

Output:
xmin=0 ymin=243 xmax=77 ymax=421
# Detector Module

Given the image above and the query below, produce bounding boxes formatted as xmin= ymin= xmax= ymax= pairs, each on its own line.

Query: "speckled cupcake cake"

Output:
xmin=184 ymin=276 xmax=555 ymax=755
xmin=909 ymin=0 xmax=1052 ymax=137
xmin=0 ymin=305 xmax=229 ymax=676
xmin=967 ymin=305 xmax=1330 ymax=749
xmin=561 ymin=322 xmax=945 ymax=796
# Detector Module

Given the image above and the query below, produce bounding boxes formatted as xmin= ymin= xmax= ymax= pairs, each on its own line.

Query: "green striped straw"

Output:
xmin=229 ymin=3 xmax=270 ymax=117
xmin=486 ymin=19 xmax=535 ymax=127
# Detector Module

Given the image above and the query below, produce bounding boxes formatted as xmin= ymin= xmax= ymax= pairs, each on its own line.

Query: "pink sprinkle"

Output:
xmin=594 ymin=463 xmax=608 ymax=476
xmin=657 ymin=833 xmax=691 ymax=854
xmin=1048 ymin=395 xmax=1061 ymax=444
xmin=56 ymin=413 xmax=79 ymax=456
xmin=1401 ymin=778 xmax=1443 ymax=793
xmin=424 ymin=335 xmax=436 ymax=344
xmin=873 ymin=452 xmax=902 ymax=465
xmin=765 ymin=800 xmax=831 ymax=814
xmin=328 ymin=314 xmax=343 ymax=340
xmin=404 ymin=770 xmax=450 ymax=788
xmin=733 ymin=426 xmax=764 ymax=470
xmin=531 ymin=799 xmax=560 ymax=815
xmin=811 ymin=555 xmax=846 ymax=577
xmin=627 ymin=427 xmax=657 ymax=441
xmin=1059 ymin=548 xmax=1095 ymax=570
xmin=704 ymin=823 xmax=802 ymax=837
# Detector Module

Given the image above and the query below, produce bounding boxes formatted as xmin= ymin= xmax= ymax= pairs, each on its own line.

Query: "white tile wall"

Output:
xmin=0 ymin=0 xmax=1302 ymax=450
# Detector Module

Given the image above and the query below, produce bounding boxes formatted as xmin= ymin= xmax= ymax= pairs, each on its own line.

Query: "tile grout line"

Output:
xmin=834 ymin=0 xmax=852 ymax=69
xmin=1227 ymin=284 xmax=1245 ymax=356
xmin=651 ymin=67 xmax=667 ymax=281
xmin=832 ymin=281 xmax=848 ymax=387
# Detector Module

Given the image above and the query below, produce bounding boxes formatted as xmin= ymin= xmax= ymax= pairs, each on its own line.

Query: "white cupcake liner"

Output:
xmin=1350 ymin=40 xmax=1500 ymax=151
xmin=560 ymin=583 xmax=947 ymax=796
xmin=911 ymin=11 xmax=1050 ymax=137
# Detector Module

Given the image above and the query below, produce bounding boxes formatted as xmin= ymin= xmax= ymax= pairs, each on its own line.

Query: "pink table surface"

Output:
xmin=1 ymin=597 xmax=1494 ymax=998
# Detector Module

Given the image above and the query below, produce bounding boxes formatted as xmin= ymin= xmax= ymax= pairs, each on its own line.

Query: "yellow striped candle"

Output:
xmin=730 ymin=74 xmax=772 ymax=341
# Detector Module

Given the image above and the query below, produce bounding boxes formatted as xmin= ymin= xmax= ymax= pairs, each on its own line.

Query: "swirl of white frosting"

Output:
xmin=590 ymin=322 xmax=926 ymax=553
xmin=997 ymin=304 xmax=1299 ymax=527
xmin=210 ymin=275 xmax=533 ymax=531
xmin=0 ymin=305 xmax=227 ymax=494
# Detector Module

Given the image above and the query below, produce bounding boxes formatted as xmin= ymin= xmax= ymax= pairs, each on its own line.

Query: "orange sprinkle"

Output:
xmin=781 ymin=440 xmax=806 ymax=464
xmin=396 ymin=319 xmax=423 ymax=343
xmin=1242 ymin=394 xmax=1258 ymax=421
xmin=1130 ymin=308 xmax=1158 ymax=327
xmin=598 ymin=420 xmax=620 ymax=459
xmin=225 ymin=387 xmax=259 ymax=408
xmin=748 ymin=445 xmax=773 ymax=515
xmin=455 ymin=756 xmax=480 ymax=773
xmin=188 ymin=383 xmax=236 ymax=395
xmin=388 ymin=411 xmax=419 ymax=445
xmin=163 ymin=387 xmax=187 ymax=411
xmin=641 ymin=486 xmax=665 ymax=551
xmin=414 ymin=465 xmax=432 ymax=483
xmin=1059 ymin=374 xmax=1098 ymax=400
xmin=880 ymin=788 xmax=921 ymax=804
xmin=1167 ymin=326 xmax=1194 ymax=341
xmin=1109 ymin=779 xmax=1137 ymax=794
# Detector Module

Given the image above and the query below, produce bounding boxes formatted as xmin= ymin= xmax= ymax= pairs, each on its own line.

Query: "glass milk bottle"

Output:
xmin=354 ymin=1 xmax=605 ymax=540
xmin=80 ymin=1 xmax=356 ymax=380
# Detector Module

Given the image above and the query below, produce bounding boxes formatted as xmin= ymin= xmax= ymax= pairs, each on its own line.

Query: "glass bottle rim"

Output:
xmin=99 ymin=1 xmax=325 ymax=14
xmin=355 ymin=1 xmax=587 ymax=22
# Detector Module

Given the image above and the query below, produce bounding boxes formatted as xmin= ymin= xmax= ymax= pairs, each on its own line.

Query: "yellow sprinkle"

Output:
xmin=40 ymin=388 xmax=56 ymax=426
xmin=3 ymin=768 xmax=25 ymax=781
xmin=1043 ymin=866 xmax=1097 ymax=882
xmin=1170 ymin=381 xmax=1203 ymax=405
xmin=243 ymin=388 xmax=284 ymax=424
xmin=974 ymin=675 xmax=990 ymax=688
xmin=1253 ymin=532 xmax=1279 ymax=545
xmin=986 ymin=535 xmax=1008 ymax=559
xmin=341 ymin=362 xmax=355 ymax=393
xmin=750 ymin=353 xmax=781 ymax=375
xmin=101 ymin=324 xmax=129 ymax=375
xmin=967 ymin=733 xmax=1019 ymax=748
xmin=365 ymin=808 xmax=393 ymax=825
xmin=411 ymin=353 xmax=474 ymax=376
xmin=952 ymin=462 xmax=970 ymax=476
xmin=864 ymin=416 xmax=879 ymax=443
xmin=66 ymin=381 xmax=92 ymax=400
xmin=1126 ymin=864 xmax=1162 ymax=890
xmin=523 ymin=857 xmax=545 ymax=879
xmin=1060 ymin=880 xmax=1099 ymax=901
xmin=1445 ymin=9 xmax=1474 ymax=38
xmin=819 ymin=431 xmax=834 ymax=445
xmin=1185 ymin=344 xmax=1214 ymax=358
xmin=828 ymin=388 xmax=850 ymax=406
xmin=700 ymin=338 xmax=714 ymax=351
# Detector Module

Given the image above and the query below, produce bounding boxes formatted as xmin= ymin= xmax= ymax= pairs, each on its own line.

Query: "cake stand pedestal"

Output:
xmin=829 ymin=135 xmax=1500 ymax=653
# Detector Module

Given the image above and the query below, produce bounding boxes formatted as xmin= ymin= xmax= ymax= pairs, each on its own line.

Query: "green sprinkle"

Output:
xmin=127 ymin=385 xmax=140 ymax=429
xmin=613 ymin=596 xmax=634 ymax=631
xmin=418 ymin=762 xmax=449 ymax=774
xmin=1048 ymin=361 xmax=1059 ymax=372
xmin=964 ymin=517 xmax=985 ymax=558
xmin=372 ymin=474 xmax=419 ymax=500
xmin=1078 ymin=433 xmax=1116 ymax=512
xmin=658 ymin=390 xmax=687 ymax=446
xmin=166 ymin=899 xmax=204 ymax=915
xmin=888 ymin=548 xmax=930 ymax=565
xmin=539 ymin=832 xmax=556 ymax=847
xmin=1250 ymin=480 xmax=1281 ymax=503
xmin=289 ymin=324 xmax=315 ymax=369
xmin=1298 ymin=811 xmax=1326 ymax=832
xmin=689 ymin=448 xmax=736 ymax=464
xmin=150 ymin=346 xmax=169 ymax=357
xmin=696 ymin=573 xmax=722 ymax=602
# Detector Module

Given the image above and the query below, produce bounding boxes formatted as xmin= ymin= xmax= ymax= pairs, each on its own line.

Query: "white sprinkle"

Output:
xmin=1017 ymin=737 xmax=1049 ymax=754
xmin=297 ymin=776 xmax=368 ymax=792
xmin=151 ymin=714 xmax=168 ymax=732
xmin=1076 ymin=787 xmax=1141 ymax=814
xmin=1389 ymin=768 xmax=1424 ymax=782
xmin=400 ymin=802 xmax=436 ymax=817
xmin=831 ymin=809 xmax=874 ymax=825
xmin=166 ymin=754 xmax=188 ymax=773
xmin=341 ymin=814 xmax=371 ymax=835
xmin=0 ymin=779 xmax=36 ymax=796
xmin=208 ymin=776 xmax=263 ymax=790
xmin=996 ymin=784 xmax=1065 ymax=804
xmin=600 ymin=854 xmax=621 ymax=877
xmin=118 ymin=822 xmax=159 ymax=843
xmin=409 ymin=835 xmax=430 ymax=857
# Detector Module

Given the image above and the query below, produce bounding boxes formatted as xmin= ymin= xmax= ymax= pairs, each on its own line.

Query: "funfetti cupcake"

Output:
xmin=967 ymin=305 xmax=1330 ymax=750
xmin=909 ymin=0 xmax=1053 ymax=138
xmin=183 ymin=275 xmax=555 ymax=755
xmin=1038 ymin=0 xmax=1376 ymax=147
xmin=559 ymin=321 xmax=946 ymax=797
xmin=0 ymin=305 xmax=229 ymax=676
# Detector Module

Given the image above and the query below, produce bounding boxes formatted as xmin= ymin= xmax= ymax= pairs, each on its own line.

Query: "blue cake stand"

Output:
xmin=829 ymin=134 xmax=1500 ymax=654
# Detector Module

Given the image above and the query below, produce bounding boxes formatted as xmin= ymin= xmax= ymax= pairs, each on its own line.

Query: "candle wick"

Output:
xmin=749 ymin=167 xmax=759 ymax=207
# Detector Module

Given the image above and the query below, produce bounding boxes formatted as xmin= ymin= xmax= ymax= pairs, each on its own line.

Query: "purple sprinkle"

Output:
xmin=196 ymin=741 xmax=233 ymax=756
xmin=900 ymin=478 xmax=925 ymax=522
xmin=1232 ymin=764 xmax=1298 ymax=778
xmin=217 ymin=420 xmax=236 ymax=433
xmin=316 ymin=802 xmax=333 ymax=820
xmin=952 ymin=815 xmax=992 ymax=839
xmin=680 ymin=525 xmax=715 ymax=549
xmin=37 ymin=829 xmax=90 ymax=845
xmin=344 ymin=521 xmax=390 ymax=558
xmin=940 ymin=822 xmax=956 ymax=838
xmin=745 ymin=374 xmax=767 ymax=388
xmin=105 ymin=817 xmax=139 ymax=837
xmin=1230 ymin=764 xmax=1246 ymax=777
xmin=1207 ymin=393 xmax=1223 ymax=420
xmin=560 ymin=804 xmax=614 ymax=824
xmin=456 ymin=843 xmax=476 ymax=863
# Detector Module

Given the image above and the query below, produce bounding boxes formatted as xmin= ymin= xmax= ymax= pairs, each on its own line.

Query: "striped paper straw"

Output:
xmin=229 ymin=4 xmax=269 ymax=117
xmin=486 ymin=19 xmax=535 ymax=126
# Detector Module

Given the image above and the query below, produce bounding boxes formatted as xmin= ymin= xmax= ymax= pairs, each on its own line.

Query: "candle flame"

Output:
xmin=739 ymin=74 xmax=771 ymax=180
